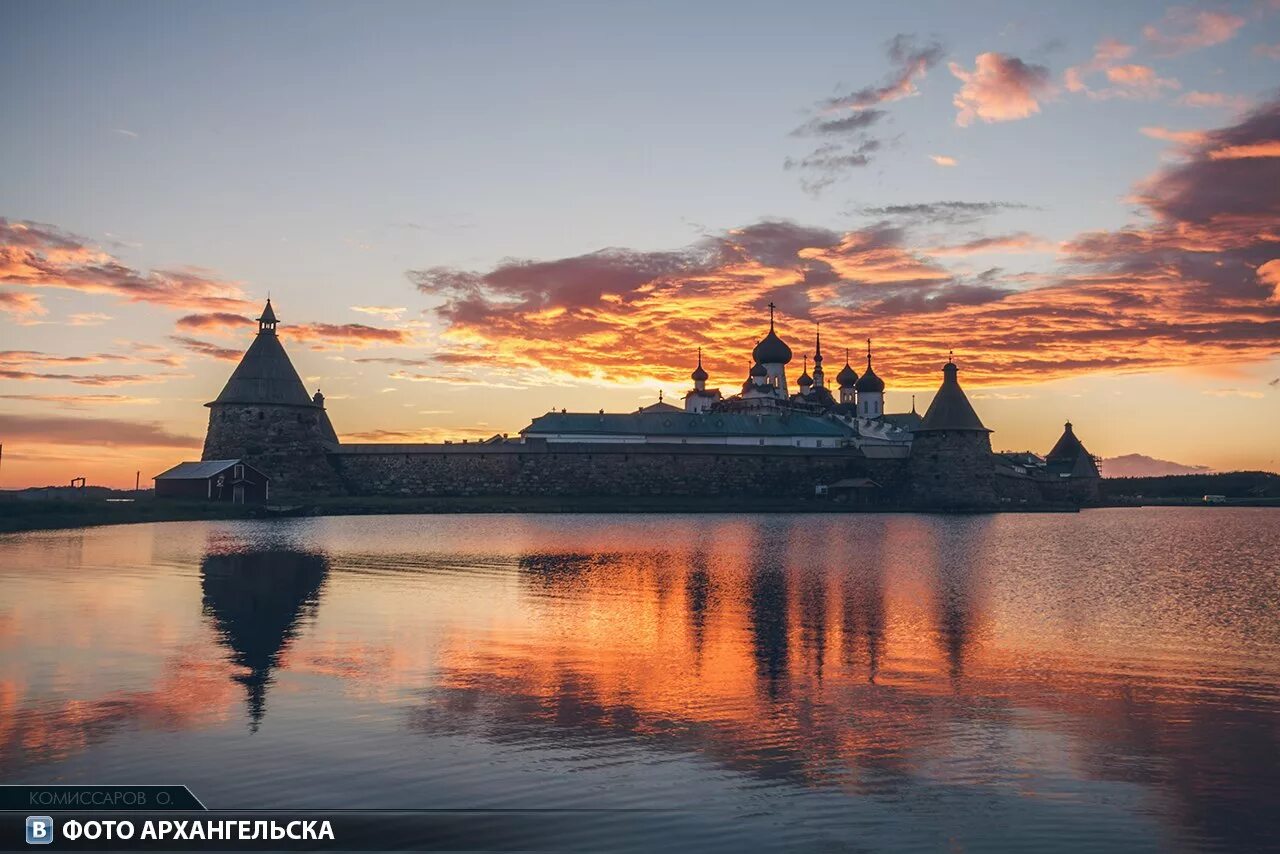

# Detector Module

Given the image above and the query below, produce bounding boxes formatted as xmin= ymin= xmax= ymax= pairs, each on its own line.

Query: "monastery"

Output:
xmin=190 ymin=299 xmax=1102 ymax=509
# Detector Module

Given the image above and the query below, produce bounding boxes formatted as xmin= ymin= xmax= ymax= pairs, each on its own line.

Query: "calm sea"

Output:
xmin=2 ymin=510 xmax=1278 ymax=852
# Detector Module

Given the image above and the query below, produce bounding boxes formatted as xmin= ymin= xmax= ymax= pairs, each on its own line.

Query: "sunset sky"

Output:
xmin=2 ymin=0 xmax=1279 ymax=488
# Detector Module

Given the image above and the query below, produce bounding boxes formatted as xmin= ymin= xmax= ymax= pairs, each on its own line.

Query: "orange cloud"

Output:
xmin=1207 ymin=141 xmax=1280 ymax=160
xmin=0 ymin=393 xmax=158 ymax=409
xmin=0 ymin=219 xmax=252 ymax=312
xmin=1141 ymin=126 xmax=1208 ymax=146
xmin=1259 ymin=259 xmax=1280 ymax=302
xmin=949 ymin=53 xmax=1054 ymax=126
xmin=1143 ymin=7 xmax=1245 ymax=56
xmin=928 ymin=154 xmax=957 ymax=167
xmin=927 ymin=233 xmax=1055 ymax=256
xmin=411 ymin=99 xmax=1280 ymax=389
xmin=0 ymin=290 xmax=44 ymax=319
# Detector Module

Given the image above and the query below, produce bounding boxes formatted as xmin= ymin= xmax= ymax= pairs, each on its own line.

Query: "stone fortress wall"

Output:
xmin=329 ymin=442 xmax=911 ymax=501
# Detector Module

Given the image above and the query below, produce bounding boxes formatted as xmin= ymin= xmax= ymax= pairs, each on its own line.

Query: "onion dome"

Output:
xmin=855 ymin=339 xmax=884 ymax=393
xmin=836 ymin=348 xmax=859 ymax=388
xmin=752 ymin=302 xmax=793 ymax=364
xmin=750 ymin=361 xmax=768 ymax=378
xmin=797 ymin=356 xmax=813 ymax=389
xmin=691 ymin=348 xmax=708 ymax=382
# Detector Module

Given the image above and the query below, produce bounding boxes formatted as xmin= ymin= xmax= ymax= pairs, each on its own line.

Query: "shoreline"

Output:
xmin=0 ymin=494 xmax=1273 ymax=535
xmin=2 ymin=495 xmax=1082 ymax=534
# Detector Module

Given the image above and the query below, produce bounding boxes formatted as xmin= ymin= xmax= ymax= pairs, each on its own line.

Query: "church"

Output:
xmin=187 ymin=298 xmax=1102 ymax=510
xmin=524 ymin=302 xmax=920 ymax=457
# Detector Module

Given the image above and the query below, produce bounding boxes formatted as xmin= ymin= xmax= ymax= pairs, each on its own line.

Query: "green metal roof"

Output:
xmin=523 ymin=410 xmax=854 ymax=438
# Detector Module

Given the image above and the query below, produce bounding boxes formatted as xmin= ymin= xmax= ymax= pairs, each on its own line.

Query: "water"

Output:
xmin=1 ymin=510 xmax=1278 ymax=851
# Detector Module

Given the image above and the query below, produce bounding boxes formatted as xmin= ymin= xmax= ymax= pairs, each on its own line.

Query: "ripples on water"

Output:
xmin=1 ymin=510 xmax=1278 ymax=851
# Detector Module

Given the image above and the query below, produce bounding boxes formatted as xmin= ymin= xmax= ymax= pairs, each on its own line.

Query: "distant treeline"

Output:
xmin=1102 ymin=471 xmax=1280 ymax=499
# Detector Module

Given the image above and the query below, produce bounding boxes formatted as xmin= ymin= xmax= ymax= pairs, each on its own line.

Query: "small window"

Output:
xmin=258 ymin=411 xmax=264 ymax=421
xmin=233 ymin=464 xmax=244 ymax=479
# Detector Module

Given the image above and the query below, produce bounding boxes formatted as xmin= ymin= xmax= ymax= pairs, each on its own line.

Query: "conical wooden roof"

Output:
xmin=1047 ymin=421 xmax=1086 ymax=461
xmin=918 ymin=362 xmax=988 ymax=432
xmin=208 ymin=310 xmax=315 ymax=407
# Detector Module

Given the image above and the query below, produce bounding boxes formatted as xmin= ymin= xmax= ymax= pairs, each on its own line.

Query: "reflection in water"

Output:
xmin=200 ymin=548 xmax=329 ymax=730
xmin=2 ymin=511 xmax=1279 ymax=851
xmin=928 ymin=519 xmax=986 ymax=680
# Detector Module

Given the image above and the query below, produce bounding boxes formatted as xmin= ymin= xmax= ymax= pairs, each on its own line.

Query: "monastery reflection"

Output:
xmin=200 ymin=546 xmax=330 ymax=730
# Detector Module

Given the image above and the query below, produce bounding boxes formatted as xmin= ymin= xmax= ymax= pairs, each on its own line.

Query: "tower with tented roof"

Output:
xmin=906 ymin=353 xmax=997 ymax=509
xmin=202 ymin=299 xmax=343 ymax=494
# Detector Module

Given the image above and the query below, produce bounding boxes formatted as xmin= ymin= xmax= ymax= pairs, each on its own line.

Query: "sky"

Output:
xmin=1 ymin=0 xmax=1279 ymax=488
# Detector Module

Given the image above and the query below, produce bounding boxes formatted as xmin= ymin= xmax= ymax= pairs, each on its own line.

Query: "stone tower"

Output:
xmin=1044 ymin=421 xmax=1102 ymax=504
xmin=202 ymin=299 xmax=344 ymax=495
xmin=907 ymin=357 xmax=997 ymax=510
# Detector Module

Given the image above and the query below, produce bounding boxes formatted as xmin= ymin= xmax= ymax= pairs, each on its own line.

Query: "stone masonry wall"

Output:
xmin=906 ymin=430 xmax=998 ymax=510
xmin=330 ymin=443 xmax=907 ymax=500
xmin=203 ymin=403 xmax=345 ymax=496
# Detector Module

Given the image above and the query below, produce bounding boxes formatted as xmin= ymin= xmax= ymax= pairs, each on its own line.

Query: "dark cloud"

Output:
xmin=1136 ymin=99 xmax=1280 ymax=226
xmin=785 ymin=141 xmax=882 ymax=192
xmin=788 ymin=35 xmax=944 ymax=192
xmin=1 ymin=349 xmax=180 ymax=368
xmin=856 ymin=201 xmax=1035 ymax=224
xmin=790 ymin=110 xmax=887 ymax=137
xmin=820 ymin=35 xmax=946 ymax=111
xmin=169 ymin=336 xmax=242 ymax=361
xmin=175 ymin=312 xmax=252 ymax=330
xmin=0 ymin=369 xmax=178 ymax=386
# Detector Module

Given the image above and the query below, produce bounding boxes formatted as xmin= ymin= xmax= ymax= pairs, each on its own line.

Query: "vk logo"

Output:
xmin=25 ymin=816 xmax=53 ymax=845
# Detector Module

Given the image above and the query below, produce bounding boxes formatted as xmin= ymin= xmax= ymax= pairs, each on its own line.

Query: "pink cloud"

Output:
xmin=1099 ymin=64 xmax=1181 ymax=98
xmin=1064 ymin=38 xmax=1136 ymax=93
xmin=0 ymin=290 xmax=45 ymax=319
xmin=1179 ymin=91 xmax=1252 ymax=110
xmin=949 ymin=53 xmax=1054 ymax=126
xmin=1143 ymin=7 xmax=1245 ymax=56
xmin=1141 ymin=126 xmax=1208 ymax=146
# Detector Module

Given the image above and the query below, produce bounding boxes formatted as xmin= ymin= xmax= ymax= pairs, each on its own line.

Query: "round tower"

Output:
xmin=907 ymin=355 xmax=997 ymax=509
xmin=202 ymin=299 xmax=344 ymax=495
